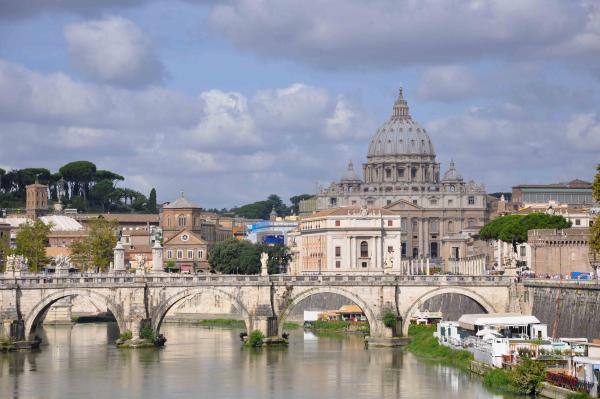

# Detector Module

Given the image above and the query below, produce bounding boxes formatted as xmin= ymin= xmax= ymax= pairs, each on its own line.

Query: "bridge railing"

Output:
xmin=0 ymin=272 xmax=513 ymax=288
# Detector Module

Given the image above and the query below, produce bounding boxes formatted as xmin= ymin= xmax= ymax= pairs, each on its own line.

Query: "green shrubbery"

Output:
xmin=483 ymin=357 xmax=545 ymax=395
xmin=197 ymin=319 xmax=246 ymax=328
xmin=383 ymin=311 xmax=397 ymax=329
xmin=406 ymin=324 xmax=473 ymax=370
xmin=246 ymin=330 xmax=264 ymax=347
xmin=139 ymin=325 xmax=155 ymax=341
xmin=119 ymin=330 xmax=133 ymax=341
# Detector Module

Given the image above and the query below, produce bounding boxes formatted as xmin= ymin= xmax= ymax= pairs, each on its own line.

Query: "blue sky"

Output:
xmin=0 ymin=0 xmax=599 ymax=208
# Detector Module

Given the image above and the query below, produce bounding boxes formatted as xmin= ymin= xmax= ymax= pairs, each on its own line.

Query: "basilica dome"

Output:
xmin=367 ymin=89 xmax=435 ymax=158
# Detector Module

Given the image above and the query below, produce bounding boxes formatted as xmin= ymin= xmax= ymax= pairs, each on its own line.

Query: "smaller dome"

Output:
xmin=442 ymin=160 xmax=463 ymax=182
xmin=341 ymin=160 xmax=361 ymax=182
xmin=164 ymin=192 xmax=199 ymax=209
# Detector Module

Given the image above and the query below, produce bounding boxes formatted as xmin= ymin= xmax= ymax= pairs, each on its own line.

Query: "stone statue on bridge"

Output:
xmin=53 ymin=255 xmax=72 ymax=276
xmin=135 ymin=254 xmax=148 ymax=274
xmin=260 ymin=252 xmax=269 ymax=276
xmin=5 ymin=254 xmax=28 ymax=276
xmin=384 ymin=250 xmax=394 ymax=273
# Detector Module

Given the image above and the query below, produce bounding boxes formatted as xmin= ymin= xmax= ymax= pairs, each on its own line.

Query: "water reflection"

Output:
xmin=0 ymin=323 xmax=520 ymax=399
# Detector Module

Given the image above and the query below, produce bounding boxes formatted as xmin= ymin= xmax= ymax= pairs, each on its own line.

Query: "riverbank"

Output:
xmin=406 ymin=324 xmax=588 ymax=399
xmin=308 ymin=320 xmax=369 ymax=334
xmin=190 ymin=318 xmax=302 ymax=330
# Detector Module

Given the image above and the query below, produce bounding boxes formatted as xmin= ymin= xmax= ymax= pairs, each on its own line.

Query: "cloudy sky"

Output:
xmin=0 ymin=0 xmax=599 ymax=208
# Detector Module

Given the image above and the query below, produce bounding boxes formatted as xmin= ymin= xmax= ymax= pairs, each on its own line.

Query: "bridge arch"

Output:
xmin=277 ymin=287 xmax=382 ymax=337
xmin=401 ymin=287 xmax=497 ymax=336
xmin=24 ymin=289 xmax=125 ymax=340
xmin=151 ymin=287 xmax=252 ymax=334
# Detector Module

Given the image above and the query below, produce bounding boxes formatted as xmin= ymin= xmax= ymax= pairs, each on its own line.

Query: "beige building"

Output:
xmin=160 ymin=194 xmax=232 ymax=272
xmin=307 ymin=89 xmax=489 ymax=260
xmin=528 ymin=228 xmax=592 ymax=277
xmin=26 ymin=180 xmax=48 ymax=218
xmin=288 ymin=207 xmax=403 ymax=274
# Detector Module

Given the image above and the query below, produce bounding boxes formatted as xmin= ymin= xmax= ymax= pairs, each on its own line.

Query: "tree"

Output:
xmin=59 ymin=161 xmax=97 ymax=200
xmin=508 ymin=358 xmax=545 ymax=395
xmin=70 ymin=218 xmax=117 ymax=272
xmin=591 ymin=164 xmax=600 ymax=259
xmin=479 ymin=213 xmax=571 ymax=244
xmin=209 ymin=239 xmax=260 ymax=274
xmin=208 ymin=239 xmax=291 ymax=274
xmin=147 ymin=188 xmax=157 ymax=214
xmin=15 ymin=219 xmax=52 ymax=272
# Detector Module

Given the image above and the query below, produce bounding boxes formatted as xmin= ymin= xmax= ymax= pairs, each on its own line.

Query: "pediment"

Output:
xmin=383 ymin=199 xmax=423 ymax=211
xmin=164 ymin=228 xmax=207 ymax=245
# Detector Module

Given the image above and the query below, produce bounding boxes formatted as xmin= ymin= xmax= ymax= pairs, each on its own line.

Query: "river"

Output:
xmin=0 ymin=323 xmax=519 ymax=399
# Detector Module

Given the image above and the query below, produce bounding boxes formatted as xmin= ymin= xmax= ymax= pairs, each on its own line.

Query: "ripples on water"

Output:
xmin=0 ymin=323 xmax=518 ymax=399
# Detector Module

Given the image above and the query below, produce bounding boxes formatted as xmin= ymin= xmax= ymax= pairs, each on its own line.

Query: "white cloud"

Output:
xmin=64 ymin=16 xmax=163 ymax=87
xmin=208 ymin=0 xmax=600 ymax=71
xmin=0 ymin=58 xmax=368 ymax=206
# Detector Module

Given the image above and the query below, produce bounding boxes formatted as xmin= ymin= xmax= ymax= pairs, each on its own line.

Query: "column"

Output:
xmin=426 ymin=258 xmax=430 ymax=276
xmin=152 ymin=241 xmax=164 ymax=272
xmin=113 ymin=242 xmax=125 ymax=272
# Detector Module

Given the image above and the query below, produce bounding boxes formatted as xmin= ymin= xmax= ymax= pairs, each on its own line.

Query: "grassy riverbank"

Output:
xmin=406 ymin=324 xmax=473 ymax=370
xmin=195 ymin=319 xmax=301 ymax=330
xmin=309 ymin=320 xmax=369 ymax=334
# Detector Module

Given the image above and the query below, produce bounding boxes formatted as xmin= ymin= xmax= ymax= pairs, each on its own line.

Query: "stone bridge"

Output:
xmin=0 ymin=273 xmax=516 ymax=345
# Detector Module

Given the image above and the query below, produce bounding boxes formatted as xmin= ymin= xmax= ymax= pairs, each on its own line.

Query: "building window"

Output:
xmin=519 ymin=246 xmax=526 ymax=257
xmin=335 ymin=246 xmax=341 ymax=257
xmin=411 ymin=168 xmax=417 ymax=178
xmin=336 ymin=260 xmax=341 ymax=268
xmin=178 ymin=215 xmax=186 ymax=226
xmin=187 ymin=250 xmax=193 ymax=259
xmin=387 ymin=246 xmax=393 ymax=253
xmin=335 ymin=220 xmax=341 ymax=227
xmin=413 ymin=199 xmax=417 ymax=205
xmin=447 ymin=221 xmax=454 ymax=233
xmin=198 ymin=250 xmax=203 ymax=259
xmin=575 ymin=219 xmax=581 ymax=226
xmin=386 ymin=169 xmax=391 ymax=178
xmin=430 ymin=199 xmax=437 ymax=205
xmin=167 ymin=250 xmax=173 ymax=259
xmin=412 ymin=248 xmax=418 ymax=258
xmin=351 ymin=200 xmax=357 ymax=205
xmin=176 ymin=250 xmax=183 ymax=259
xmin=361 ymin=262 xmax=367 ymax=268
xmin=468 ymin=196 xmax=475 ymax=205
xmin=360 ymin=241 xmax=368 ymax=258
xmin=367 ymin=200 xmax=374 ymax=206
xmin=330 ymin=197 xmax=337 ymax=206
xmin=398 ymin=168 xmax=404 ymax=177
xmin=387 ymin=199 xmax=392 ymax=205
xmin=387 ymin=220 xmax=393 ymax=226
xmin=448 ymin=199 xmax=453 ymax=206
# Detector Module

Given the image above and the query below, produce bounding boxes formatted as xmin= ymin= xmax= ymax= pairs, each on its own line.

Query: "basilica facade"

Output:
xmin=308 ymin=89 xmax=489 ymax=261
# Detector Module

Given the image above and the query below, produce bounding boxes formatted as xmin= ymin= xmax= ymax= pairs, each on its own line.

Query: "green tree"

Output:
xmin=480 ymin=213 xmax=571 ymax=244
xmin=59 ymin=161 xmax=97 ymax=200
xmin=89 ymin=179 xmax=115 ymax=212
xmin=147 ymin=188 xmax=157 ymax=213
xmin=591 ymin=164 xmax=600 ymax=259
xmin=70 ymin=218 xmax=117 ymax=272
xmin=209 ymin=239 xmax=260 ymax=274
xmin=508 ymin=357 xmax=545 ymax=395
xmin=15 ymin=219 xmax=52 ymax=272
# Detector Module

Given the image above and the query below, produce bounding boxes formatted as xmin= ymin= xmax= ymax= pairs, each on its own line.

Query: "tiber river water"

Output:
xmin=0 ymin=323 xmax=521 ymax=399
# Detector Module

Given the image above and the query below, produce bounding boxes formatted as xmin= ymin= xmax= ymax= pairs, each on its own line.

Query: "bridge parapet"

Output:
xmin=0 ymin=273 xmax=513 ymax=289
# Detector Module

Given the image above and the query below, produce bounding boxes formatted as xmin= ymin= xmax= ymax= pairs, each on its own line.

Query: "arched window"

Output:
xmin=448 ymin=221 xmax=454 ymax=233
xmin=166 ymin=216 xmax=171 ymax=227
xmin=178 ymin=215 xmax=187 ymax=227
xmin=360 ymin=241 xmax=369 ymax=258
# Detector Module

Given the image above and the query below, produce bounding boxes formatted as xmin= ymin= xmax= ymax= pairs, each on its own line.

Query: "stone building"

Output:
xmin=25 ymin=180 xmax=48 ymax=218
xmin=160 ymin=193 xmax=232 ymax=272
xmin=288 ymin=207 xmax=403 ymax=274
xmin=528 ymin=228 xmax=592 ymax=277
xmin=512 ymin=180 xmax=595 ymax=207
xmin=306 ymin=89 xmax=489 ymax=260
xmin=0 ymin=222 xmax=9 ymax=270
